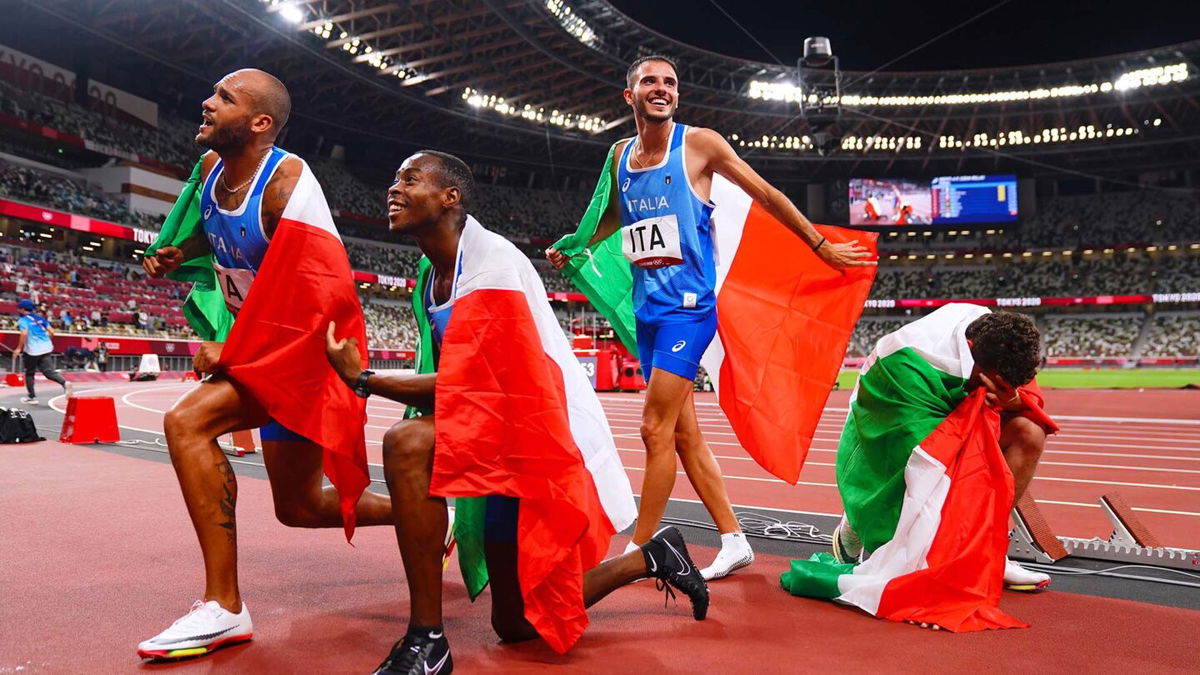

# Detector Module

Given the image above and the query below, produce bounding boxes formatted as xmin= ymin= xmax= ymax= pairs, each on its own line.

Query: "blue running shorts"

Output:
xmin=259 ymin=419 xmax=311 ymax=443
xmin=635 ymin=311 xmax=718 ymax=381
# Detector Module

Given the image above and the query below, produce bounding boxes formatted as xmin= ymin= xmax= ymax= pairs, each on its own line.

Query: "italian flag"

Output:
xmin=421 ymin=217 xmax=637 ymax=654
xmin=553 ymin=147 xmax=876 ymax=483
xmin=150 ymin=157 xmax=371 ymax=540
xmin=146 ymin=158 xmax=234 ymax=341
xmin=780 ymin=304 xmax=1027 ymax=631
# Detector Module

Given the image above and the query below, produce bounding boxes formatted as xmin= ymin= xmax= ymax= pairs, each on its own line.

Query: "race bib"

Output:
xmin=213 ymin=263 xmax=255 ymax=313
xmin=622 ymin=214 xmax=682 ymax=268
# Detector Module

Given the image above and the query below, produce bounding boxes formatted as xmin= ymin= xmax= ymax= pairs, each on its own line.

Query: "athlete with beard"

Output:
xmin=547 ymin=56 xmax=874 ymax=581
xmin=136 ymin=69 xmax=392 ymax=661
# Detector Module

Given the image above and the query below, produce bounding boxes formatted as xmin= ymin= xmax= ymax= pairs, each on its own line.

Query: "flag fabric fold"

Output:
xmin=429 ymin=216 xmax=636 ymax=654
xmin=553 ymin=159 xmax=876 ymax=484
xmin=144 ymin=157 xmax=234 ymax=341
xmin=699 ymin=176 xmax=877 ymax=483
xmin=780 ymin=303 xmax=1051 ymax=631
xmin=213 ymin=161 xmax=370 ymax=540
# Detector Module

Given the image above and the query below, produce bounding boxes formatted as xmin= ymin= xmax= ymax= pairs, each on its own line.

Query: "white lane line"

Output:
xmin=1035 ymin=500 xmax=1200 ymax=518
xmin=603 ymin=422 xmax=1198 ymax=452
xmin=612 ymin=445 xmax=1200 ymax=477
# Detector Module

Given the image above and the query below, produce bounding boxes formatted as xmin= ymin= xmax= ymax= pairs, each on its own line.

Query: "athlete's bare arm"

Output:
xmin=142 ymin=151 xmax=218 ymax=278
xmin=260 ymin=156 xmax=302 ymax=238
xmin=545 ymin=140 xmax=628 ymax=270
xmin=324 ymin=322 xmax=435 ymax=409
xmin=687 ymin=128 xmax=875 ymax=270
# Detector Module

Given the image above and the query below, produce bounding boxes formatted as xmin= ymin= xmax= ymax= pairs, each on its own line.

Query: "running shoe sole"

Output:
xmin=137 ymin=633 xmax=253 ymax=660
xmin=1005 ymin=579 xmax=1051 ymax=592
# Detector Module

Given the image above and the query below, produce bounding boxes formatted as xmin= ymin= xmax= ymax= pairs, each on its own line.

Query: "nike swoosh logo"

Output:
xmin=425 ymin=648 xmax=450 ymax=675
xmin=648 ymin=555 xmax=658 ymax=573
xmin=150 ymin=625 xmax=237 ymax=645
xmin=665 ymin=541 xmax=691 ymax=576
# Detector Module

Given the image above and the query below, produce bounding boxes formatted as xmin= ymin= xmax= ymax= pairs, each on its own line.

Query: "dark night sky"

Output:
xmin=607 ymin=0 xmax=1200 ymax=71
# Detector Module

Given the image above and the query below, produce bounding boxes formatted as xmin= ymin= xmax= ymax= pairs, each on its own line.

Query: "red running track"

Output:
xmin=1 ymin=441 xmax=1196 ymax=673
xmin=45 ymin=381 xmax=1200 ymax=550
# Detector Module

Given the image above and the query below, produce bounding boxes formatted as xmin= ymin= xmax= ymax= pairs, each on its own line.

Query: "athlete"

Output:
xmin=11 ymin=298 xmax=70 ymax=404
xmin=546 ymin=55 xmax=874 ymax=580
xmin=325 ymin=151 xmax=709 ymax=675
xmin=136 ymin=69 xmax=391 ymax=660
xmin=831 ymin=308 xmax=1058 ymax=591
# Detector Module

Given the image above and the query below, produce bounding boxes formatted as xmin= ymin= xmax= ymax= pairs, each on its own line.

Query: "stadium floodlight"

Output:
xmin=797 ymin=37 xmax=842 ymax=156
xmin=279 ymin=4 xmax=304 ymax=24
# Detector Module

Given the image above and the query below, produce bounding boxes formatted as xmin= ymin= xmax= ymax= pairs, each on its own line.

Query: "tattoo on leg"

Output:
xmin=216 ymin=456 xmax=237 ymax=543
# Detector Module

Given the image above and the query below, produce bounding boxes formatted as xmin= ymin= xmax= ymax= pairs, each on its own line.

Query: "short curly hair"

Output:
xmin=965 ymin=312 xmax=1042 ymax=386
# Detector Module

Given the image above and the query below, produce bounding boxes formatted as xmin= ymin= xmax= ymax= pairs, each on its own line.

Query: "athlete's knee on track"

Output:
xmin=490 ymin=607 xmax=537 ymax=643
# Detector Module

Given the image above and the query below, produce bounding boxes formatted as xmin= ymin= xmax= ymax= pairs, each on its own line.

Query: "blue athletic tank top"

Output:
xmin=199 ymin=146 xmax=289 ymax=313
xmin=616 ymin=122 xmax=716 ymax=324
xmin=424 ymin=250 xmax=463 ymax=363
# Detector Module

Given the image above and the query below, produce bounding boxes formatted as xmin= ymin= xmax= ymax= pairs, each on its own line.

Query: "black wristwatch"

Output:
xmin=353 ymin=370 xmax=375 ymax=398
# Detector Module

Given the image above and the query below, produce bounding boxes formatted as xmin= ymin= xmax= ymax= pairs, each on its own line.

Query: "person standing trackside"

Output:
xmin=95 ymin=342 xmax=110 ymax=372
xmin=11 ymin=299 xmax=71 ymax=405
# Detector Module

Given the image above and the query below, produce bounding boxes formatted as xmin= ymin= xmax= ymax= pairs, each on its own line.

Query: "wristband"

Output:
xmin=812 ymin=236 xmax=827 ymax=252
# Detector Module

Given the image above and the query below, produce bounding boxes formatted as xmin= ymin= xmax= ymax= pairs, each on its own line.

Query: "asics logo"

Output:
xmin=203 ymin=206 xmax=213 ymax=220
xmin=671 ymin=340 xmax=687 ymax=353
xmin=621 ymin=177 xmax=630 ymax=192
xmin=665 ymin=541 xmax=691 ymax=576
xmin=425 ymin=649 xmax=450 ymax=675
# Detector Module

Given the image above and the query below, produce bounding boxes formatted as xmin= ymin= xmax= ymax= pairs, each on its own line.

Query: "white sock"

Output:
xmin=720 ymin=532 xmax=749 ymax=550
xmin=623 ymin=540 xmax=640 ymax=555
xmin=701 ymin=531 xmax=754 ymax=581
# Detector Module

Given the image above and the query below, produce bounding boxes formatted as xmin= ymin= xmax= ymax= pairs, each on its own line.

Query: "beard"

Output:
xmin=196 ymin=122 xmax=252 ymax=152
xmin=637 ymin=98 xmax=676 ymax=123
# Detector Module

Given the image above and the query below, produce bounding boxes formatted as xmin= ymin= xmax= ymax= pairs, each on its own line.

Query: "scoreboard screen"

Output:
xmin=848 ymin=174 xmax=1018 ymax=227
xmin=930 ymin=175 xmax=1018 ymax=224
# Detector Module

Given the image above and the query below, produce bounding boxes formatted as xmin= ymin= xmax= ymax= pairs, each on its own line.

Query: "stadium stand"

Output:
xmin=0 ymin=157 xmax=161 ymax=228
xmin=1140 ymin=313 xmax=1200 ymax=357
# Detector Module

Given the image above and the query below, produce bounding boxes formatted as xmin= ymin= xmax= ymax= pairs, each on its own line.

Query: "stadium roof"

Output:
xmin=13 ymin=0 xmax=1200 ymax=179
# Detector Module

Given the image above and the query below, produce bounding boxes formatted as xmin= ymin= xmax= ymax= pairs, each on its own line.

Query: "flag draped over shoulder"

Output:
xmin=780 ymin=303 xmax=1054 ymax=631
xmin=426 ymin=216 xmax=636 ymax=654
xmin=144 ymin=158 xmax=234 ymax=341
xmin=550 ymin=143 xmax=638 ymax=351
xmin=213 ymin=161 xmax=371 ymax=540
xmin=552 ymin=154 xmax=876 ymax=484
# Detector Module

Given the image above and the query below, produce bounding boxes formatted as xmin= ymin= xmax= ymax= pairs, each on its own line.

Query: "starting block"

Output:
xmin=181 ymin=372 xmax=199 ymax=382
xmin=219 ymin=429 xmax=259 ymax=457
xmin=1008 ymin=492 xmax=1068 ymax=564
xmin=5 ymin=373 xmax=23 ymax=387
xmin=1011 ymin=490 xmax=1200 ymax=571
xmin=59 ymin=396 xmax=120 ymax=444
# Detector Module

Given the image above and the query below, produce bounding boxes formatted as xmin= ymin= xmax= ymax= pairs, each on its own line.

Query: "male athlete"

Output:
xmin=831 ymin=308 xmax=1058 ymax=591
xmin=325 ymin=151 xmax=709 ymax=675
xmin=547 ymin=55 xmax=874 ymax=580
xmin=136 ymin=69 xmax=391 ymax=660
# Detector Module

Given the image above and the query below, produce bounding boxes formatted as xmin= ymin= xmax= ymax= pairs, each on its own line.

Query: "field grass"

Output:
xmin=835 ymin=368 xmax=1200 ymax=391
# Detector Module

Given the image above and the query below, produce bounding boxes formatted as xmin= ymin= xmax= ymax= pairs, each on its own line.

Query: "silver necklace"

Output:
xmin=632 ymin=121 xmax=672 ymax=168
xmin=220 ymin=147 xmax=272 ymax=194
